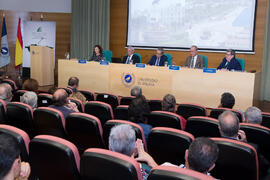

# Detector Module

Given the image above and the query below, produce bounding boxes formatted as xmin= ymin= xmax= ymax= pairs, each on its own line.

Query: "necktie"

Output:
xmin=224 ymin=61 xmax=229 ymax=69
xmin=190 ymin=57 xmax=194 ymax=68
xmin=155 ymin=58 xmax=160 ymax=66
xmin=126 ymin=56 xmax=130 ymax=64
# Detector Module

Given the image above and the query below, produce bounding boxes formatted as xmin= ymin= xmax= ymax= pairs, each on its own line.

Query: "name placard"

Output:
xmin=169 ymin=65 xmax=180 ymax=71
xmin=78 ymin=59 xmax=87 ymax=64
xmin=100 ymin=60 xmax=110 ymax=66
xmin=203 ymin=68 xmax=217 ymax=73
xmin=136 ymin=63 xmax=146 ymax=68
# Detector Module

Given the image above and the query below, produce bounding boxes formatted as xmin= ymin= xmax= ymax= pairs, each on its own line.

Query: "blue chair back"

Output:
xmin=164 ymin=53 xmax=172 ymax=65
xmin=134 ymin=53 xmax=142 ymax=63
xmin=236 ymin=58 xmax=245 ymax=71
xmin=103 ymin=50 xmax=113 ymax=62
xmin=201 ymin=55 xmax=208 ymax=68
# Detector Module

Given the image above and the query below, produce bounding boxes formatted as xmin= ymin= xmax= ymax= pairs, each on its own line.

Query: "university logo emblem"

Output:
xmin=1 ymin=47 xmax=8 ymax=55
xmin=121 ymin=73 xmax=135 ymax=87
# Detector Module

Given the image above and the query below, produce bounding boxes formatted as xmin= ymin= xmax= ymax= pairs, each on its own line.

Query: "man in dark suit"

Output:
xmin=148 ymin=48 xmax=168 ymax=66
xmin=184 ymin=45 xmax=205 ymax=69
xmin=122 ymin=46 xmax=140 ymax=64
xmin=217 ymin=49 xmax=242 ymax=71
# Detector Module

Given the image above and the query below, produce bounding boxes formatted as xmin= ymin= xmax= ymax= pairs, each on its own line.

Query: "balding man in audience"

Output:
xmin=218 ymin=111 xmax=246 ymax=142
xmin=0 ymin=134 xmax=31 ymax=180
xmin=130 ymin=86 xmax=142 ymax=97
xmin=0 ymin=83 xmax=13 ymax=103
xmin=109 ymin=124 xmax=157 ymax=180
xmin=244 ymin=106 xmax=262 ymax=125
xmin=49 ymin=89 xmax=78 ymax=118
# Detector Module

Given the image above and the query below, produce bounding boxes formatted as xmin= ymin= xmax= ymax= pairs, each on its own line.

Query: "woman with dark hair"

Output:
xmin=128 ymin=95 xmax=152 ymax=142
xmin=162 ymin=94 xmax=176 ymax=112
xmin=22 ymin=78 xmax=39 ymax=93
xmin=89 ymin=45 xmax=105 ymax=62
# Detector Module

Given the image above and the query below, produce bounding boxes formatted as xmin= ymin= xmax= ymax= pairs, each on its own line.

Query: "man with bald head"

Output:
xmin=49 ymin=88 xmax=78 ymax=118
xmin=218 ymin=111 xmax=246 ymax=142
xmin=0 ymin=83 xmax=13 ymax=103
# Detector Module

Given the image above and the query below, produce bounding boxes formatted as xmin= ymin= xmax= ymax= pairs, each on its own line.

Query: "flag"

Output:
xmin=0 ymin=17 xmax=11 ymax=68
xmin=15 ymin=17 xmax=23 ymax=67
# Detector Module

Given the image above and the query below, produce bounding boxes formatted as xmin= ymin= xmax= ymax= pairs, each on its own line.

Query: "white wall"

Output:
xmin=0 ymin=0 xmax=71 ymax=13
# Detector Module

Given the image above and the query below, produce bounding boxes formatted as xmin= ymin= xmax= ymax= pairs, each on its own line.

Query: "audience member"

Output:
xmin=128 ymin=95 xmax=152 ymax=142
xmin=20 ymin=91 xmax=38 ymax=109
xmin=48 ymin=86 xmax=57 ymax=95
xmin=0 ymin=69 xmax=6 ymax=83
xmin=219 ymin=92 xmax=235 ymax=109
xmin=109 ymin=124 xmax=157 ymax=180
xmin=0 ymin=83 xmax=13 ymax=103
xmin=244 ymin=106 xmax=262 ymax=125
xmin=67 ymin=77 xmax=86 ymax=104
xmin=162 ymin=94 xmax=176 ymax=112
xmin=22 ymin=79 xmax=39 ymax=93
xmin=0 ymin=134 xmax=31 ymax=180
xmin=49 ymin=89 xmax=79 ymax=118
xmin=130 ymin=86 xmax=142 ymax=97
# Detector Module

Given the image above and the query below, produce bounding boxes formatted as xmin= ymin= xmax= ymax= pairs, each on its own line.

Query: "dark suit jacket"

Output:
xmin=184 ymin=55 xmax=205 ymax=69
xmin=148 ymin=55 xmax=168 ymax=66
xmin=122 ymin=54 xmax=140 ymax=64
xmin=217 ymin=58 xmax=242 ymax=71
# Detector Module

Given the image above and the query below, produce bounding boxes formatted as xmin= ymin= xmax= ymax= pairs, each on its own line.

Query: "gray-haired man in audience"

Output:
xmin=20 ymin=91 xmax=38 ymax=109
xmin=244 ymin=106 xmax=262 ymax=125
xmin=130 ymin=86 xmax=142 ymax=97
xmin=0 ymin=83 xmax=13 ymax=103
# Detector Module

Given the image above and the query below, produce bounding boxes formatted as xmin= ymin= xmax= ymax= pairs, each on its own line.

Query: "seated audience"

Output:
xmin=48 ymin=86 xmax=57 ymax=94
xmin=0 ymin=134 xmax=31 ymax=180
xmin=123 ymin=46 xmax=140 ymax=64
xmin=22 ymin=78 xmax=39 ymax=94
xmin=0 ymin=69 xmax=6 ymax=83
xmin=89 ymin=45 xmax=105 ymax=62
xmin=148 ymin=48 xmax=168 ymax=66
xmin=20 ymin=91 xmax=38 ymax=109
xmin=109 ymin=124 xmax=157 ymax=179
xmin=49 ymin=89 xmax=79 ymax=118
xmin=219 ymin=92 xmax=235 ymax=109
xmin=130 ymin=86 xmax=142 ymax=97
xmin=128 ymin=95 xmax=152 ymax=142
xmin=244 ymin=106 xmax=262 ymax=125
xmin=0 ymin=83 xmax=13 ymax=103
xmin=184 ymin=45 xmax=205 ymax=69
xmin=67 ymin=77 xmax=86 ymax=104
xmin=162 ymin=94 xmax=176 ymax=112
xmin=217 ymin=49 xmax=242 ymax=71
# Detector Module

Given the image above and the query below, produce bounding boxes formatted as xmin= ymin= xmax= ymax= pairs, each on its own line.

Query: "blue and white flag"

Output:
xmin=0 ymin=17 xmax=11 ymax=68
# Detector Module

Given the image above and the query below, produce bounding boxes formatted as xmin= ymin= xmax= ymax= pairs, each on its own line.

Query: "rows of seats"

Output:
xmin=0 ymin=124 xmax=259 ymax=180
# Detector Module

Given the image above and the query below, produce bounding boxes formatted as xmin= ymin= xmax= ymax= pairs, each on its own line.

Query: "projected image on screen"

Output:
xmin=127 ymin=0 xmax=257 ymax=52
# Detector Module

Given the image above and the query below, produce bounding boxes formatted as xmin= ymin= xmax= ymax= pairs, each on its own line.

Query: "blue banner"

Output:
xmin=0 ymin=17 xmax=10 ymax=68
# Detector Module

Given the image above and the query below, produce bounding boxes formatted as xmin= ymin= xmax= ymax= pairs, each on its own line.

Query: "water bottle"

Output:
xmin=164 ymin=61 xmax=168 ymax=67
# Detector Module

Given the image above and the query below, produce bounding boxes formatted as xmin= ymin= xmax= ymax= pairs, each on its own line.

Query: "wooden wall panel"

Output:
xmin=0 ymin=10 xmax=71 ymax=84
xmin=110 ymin=0 xmax=268 ymax=71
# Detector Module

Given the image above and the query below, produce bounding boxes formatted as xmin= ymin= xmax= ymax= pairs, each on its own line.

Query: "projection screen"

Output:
xmin=126 ymin=0 xmax=257 ymax=53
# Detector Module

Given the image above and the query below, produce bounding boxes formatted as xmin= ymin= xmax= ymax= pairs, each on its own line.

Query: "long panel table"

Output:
xmin=58 ymin=59 xmax=261 ymax=110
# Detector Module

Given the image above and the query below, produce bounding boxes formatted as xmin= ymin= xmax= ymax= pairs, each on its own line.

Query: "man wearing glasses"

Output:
xmin=148 ymin=48 xmax=168 ymax=66
xmin=217 ymin=49 xmax=242 ymax=71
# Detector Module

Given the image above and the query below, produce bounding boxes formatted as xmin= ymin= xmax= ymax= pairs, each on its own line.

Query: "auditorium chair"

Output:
xmin=176 ymin=103 xmax=207 ymax=120
xmin=12 ymin=89 xmax=27 ymax=102
xmin=80 ymin=148 xmax=142 ymax=180
xmin=240 ymin=123 xmax=270 ymax=161
xmin=147 ymin=111 xmax=186 ymax=130
xmin=66 ymin=113 xmax=104 ymax=154
xmin=0 ymin=99 xmax=7 ymax=123
xmin=79 ymin=90 xmax=96 ymax=101
xmin=209 ymin=108 xmax=243 ymax=122
xmin=236 ymin=58 xmax=245 ymax=71
xmin=0 ymin=125 xmax=30 ymax=162
xmin=103 ymin=120 xmax=147 ymax=150
xmin=210 ymin=138 xmax=258 ymax=180
xmin=261 ymin=112 xmax=270 ymax=129
xmin=69 ymin=97 xmax=84 ymax=112
xmin=37 ymin=93 xmax=53 ymax=107
xmin=6 ymin=102 xmax=35 ymax=138
xmin=103 ymin=50 xmax=113 ymax=62
xmin=29 ymin=135 xmax=80 ymax=180
xmin=147 ymin=127 xmax=194 ymax=165
xmin=85 ymin=101 xmax=114 ymax=126
xmin=2 ymin=78 xmax=18 ymax=91
xmin=114 ymin=105 xmax=129 ymax=120
xmin=185 ymin=116 xmax=220 ymax=138
xmin=120 ymin=96 xmax=136 ymax=105
xmin=148 ymin=99 xmax=163 ymax=111
xmin=164 ymin=53 xmax=172 ymax=65
xmin=148 ymin=166 xmax=215 ymax=180
xmin=33 ymin=107 xmax=68 ymax=139
xmin=96 ymin=93 xmax=120 ymax=110
xmin=61 ymin=87 xmax=73 ymax=95
xmin=201 ymin=55 xmax=208 ymax=68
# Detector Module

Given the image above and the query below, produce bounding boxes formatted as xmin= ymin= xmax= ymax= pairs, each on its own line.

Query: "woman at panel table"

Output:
xmin=89 ymin=45 xmax=105 ymax=62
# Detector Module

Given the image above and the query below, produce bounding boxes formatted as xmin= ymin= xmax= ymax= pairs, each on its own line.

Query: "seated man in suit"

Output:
xmin=217 ymin=49 xmax=242 ymax=71
xmin=148 ymin=48 xmax=168 ymax=66
xmin=184 ymin=45 xmax=205 ymax=69
xmin=123 ymin=46 xmax=140 ymax=64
